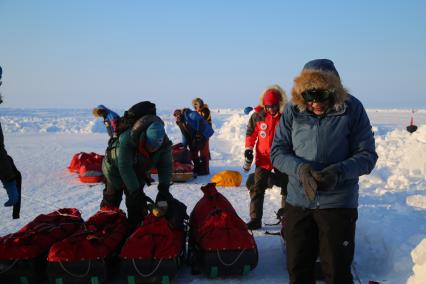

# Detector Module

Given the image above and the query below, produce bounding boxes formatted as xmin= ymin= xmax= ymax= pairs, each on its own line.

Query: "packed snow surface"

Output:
xmin=1 ymin=108 xmax=426 ymax=283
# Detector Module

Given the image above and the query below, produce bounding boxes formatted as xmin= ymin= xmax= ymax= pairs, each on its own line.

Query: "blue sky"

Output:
xmin=0 ymin=0 xmax=425 ymax=110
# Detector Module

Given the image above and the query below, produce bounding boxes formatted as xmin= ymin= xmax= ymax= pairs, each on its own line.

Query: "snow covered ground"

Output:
xmin=1 ymin=108 xmax=426 ymax=284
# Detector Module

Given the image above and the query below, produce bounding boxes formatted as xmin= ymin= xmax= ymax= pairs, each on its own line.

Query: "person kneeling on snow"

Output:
xmin=244 ymin=85 xmax=288 ymax=230
xmin=0 ymin=66 xmax=22 ymax=219
xmin=271 ymin=59 xmax=378 ymax=283
xmin=173 ymin=108 xmax=214 ymax=176
xmin=101 ymin=101 xmax=174 ymax=230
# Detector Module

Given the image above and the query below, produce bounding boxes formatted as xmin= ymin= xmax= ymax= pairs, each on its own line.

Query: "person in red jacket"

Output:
xmin=244 ymin=85 xmax=288 ymax=230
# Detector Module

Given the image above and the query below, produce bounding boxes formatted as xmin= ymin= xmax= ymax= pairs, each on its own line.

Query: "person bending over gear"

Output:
xmin=101 ymin=101 xmax=173 ymax=230
xmin=92 ymin=104 xmax=120 ymax=139
xmin=271 ymin=59 xmax=378 ymax=284
xmin=0 ymin=65 xmax=22 ymax=219
xmin=173 ymin=108 xmax=214 ymax=176
xmin=244 ymin=85 xmax=288 ymax=230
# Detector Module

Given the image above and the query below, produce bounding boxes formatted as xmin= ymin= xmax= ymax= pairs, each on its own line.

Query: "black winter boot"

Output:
xmin=246 ymin=219 xmax=262 ymax=230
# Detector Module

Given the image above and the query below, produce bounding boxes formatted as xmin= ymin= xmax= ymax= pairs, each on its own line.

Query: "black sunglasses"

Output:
xmin=301 ymin=89 xmax=334 ymax=102
xmin=265 ymin=104 xmax=279 ymax=110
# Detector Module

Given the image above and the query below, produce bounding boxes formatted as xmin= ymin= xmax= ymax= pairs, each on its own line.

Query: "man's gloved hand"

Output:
xmin=4 ymin=180 xmax=19 ymax=207
xmin=156 ymin=183 xmax=171 ymax=200
xmin=312 ymin=165 xmax=340 ymax=191
xmin=298 ymin=164 xmax=317 ymax=202
xmin=156 ymin=190 xmax=173 ymax=203
xmin=244 ymin=149 xmax=254 ymax=161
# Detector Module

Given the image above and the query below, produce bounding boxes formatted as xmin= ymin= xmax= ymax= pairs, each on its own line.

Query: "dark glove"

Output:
xmin=156 ymin=185 xmax=173 ymax=203
xmin=298 ymin=164 xmax=317 ymax=202
xmin=244 ymin=149 xmax=254 ymax=161
xmin=4 ymin=180 xmax=19 ymax=207
xmin=312 ymin=165 xmax=340 ymax=191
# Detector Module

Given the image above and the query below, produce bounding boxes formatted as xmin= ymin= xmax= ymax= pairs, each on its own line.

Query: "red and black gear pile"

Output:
xmin=68 ymin=152 xmax=105 ymax=183
xmin=120 ymin=212 xmax=187 ymax=284
xmin=46 ymin=208 xmax=128 ymax=284
xmin=188 ymin=183 xmax=258 ymax=277
xmin=0 ymin=208 xmax=84 ymax=284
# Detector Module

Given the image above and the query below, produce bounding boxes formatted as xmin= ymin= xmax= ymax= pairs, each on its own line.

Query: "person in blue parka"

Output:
xmin=270 ymin=59 xmax=378 ymax=284
xmin=173 ymin=108 xmax=214 ymax=175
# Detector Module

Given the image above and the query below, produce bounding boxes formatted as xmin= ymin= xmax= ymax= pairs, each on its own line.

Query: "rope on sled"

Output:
xmin=0 ymin=259 xmax=18 ymax=274
xmin=58 ymin=260 xmax=92 ymax=278
xmin=132 ymin=259 xmax=163 ymax=277
xmin=216 ymin=249 xmax=246 ymax=267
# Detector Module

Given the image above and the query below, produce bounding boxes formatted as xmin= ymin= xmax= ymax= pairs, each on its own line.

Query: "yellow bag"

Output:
xmin=210 ymin=170 xmax=242 ymax=187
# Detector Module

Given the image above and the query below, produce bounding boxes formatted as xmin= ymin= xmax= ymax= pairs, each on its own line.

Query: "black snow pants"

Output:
xmin=249 ymin=166 xmax=288 ymax=221
xmin=283 ymin=203 xmax=358 ymax=284
xmin=100 ymin=180 xmax=148 ymax=231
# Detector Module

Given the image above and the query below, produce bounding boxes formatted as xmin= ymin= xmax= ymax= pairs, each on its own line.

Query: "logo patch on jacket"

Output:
xmin=260 ymin=123 xmax=268 ymax=130
xmin=260 ymin=131 xmax=266 ymax=138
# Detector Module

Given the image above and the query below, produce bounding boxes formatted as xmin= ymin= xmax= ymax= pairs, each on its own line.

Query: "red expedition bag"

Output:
xmin=189 ymin=183 xmax=258 ymax=277
xmin=120 ymin=210 xmax=187 ymax=283
xmin=68 ymin=152 xmax=104 ymax=183
xmin=0 ymin=208 xmax=84 ymax=283
xmin=47 ymin=208 xmax=128 ymax=284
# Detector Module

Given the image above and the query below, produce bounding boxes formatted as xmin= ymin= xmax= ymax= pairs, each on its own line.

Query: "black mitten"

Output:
xmin=312 ymin=165 xmax=340 ymax=191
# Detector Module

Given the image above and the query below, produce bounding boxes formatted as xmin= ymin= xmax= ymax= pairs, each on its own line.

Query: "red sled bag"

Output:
xmin=189 ymin=183 xmax=258 ymax=277
xmin=171 ymin=143 xmax=191 ymax=164
xmin=171 ymin=143 xmax=194 ymax=182
xmin=120 ymin=209 xmax=187 ymax=283
xmin=150 ymin=144 xmax=194 ymax=182
xmin=47 ymin=208 xmax=128 ymax=284
xmin=68 ymin=152 xmax=104 ymax=183
xmin=0 ymin=208 xmax=84 ymax=284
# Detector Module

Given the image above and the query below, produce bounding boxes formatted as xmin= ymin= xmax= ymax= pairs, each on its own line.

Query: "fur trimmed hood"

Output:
xmin=258 ymin=85 xmax=288 ymax=113
xmin=292 ymin=69 xmax=349 ymax=113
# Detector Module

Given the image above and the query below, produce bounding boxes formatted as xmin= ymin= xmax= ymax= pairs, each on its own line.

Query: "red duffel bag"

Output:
xmin=0 ymin=208 xmax=84 ymax=283
xmin=47 ymin=208 xmax=128 ymax=284
xmin=189 ymin=183 xmax=258 ymax=277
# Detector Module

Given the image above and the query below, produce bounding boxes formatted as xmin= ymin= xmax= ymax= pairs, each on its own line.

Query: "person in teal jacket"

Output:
xmin=271 ymin=59 xmax=378 ymax=284
xmin=101 ymin=101 xmax=173 ymax=230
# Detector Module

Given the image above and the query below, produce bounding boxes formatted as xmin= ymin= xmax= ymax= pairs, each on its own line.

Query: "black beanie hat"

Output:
xmin=303 ymin=59 xmax=340 ymax=78
xmin=126 ymin=101 xmax=156 ymax=120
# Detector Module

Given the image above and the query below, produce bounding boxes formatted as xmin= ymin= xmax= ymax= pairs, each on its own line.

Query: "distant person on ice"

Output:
xmin=271 ymin=59 xmax=378 ymax=283
xmin=192 ymin=97 xmax=212 ymax=160
xmin=92 ymin=104 xmax=120 ymax=139
xmin=0 ymin=65 xmax=22 ymax=219
xmin=244 ymin=84 xmax=288 ymax=230
xmin=173 ymin=108 xmax=214 ymax=176
xmin=101 ymin=101 xmax=174 ymax=230
xmin=192 ymin=98 xmax=212 ymax=126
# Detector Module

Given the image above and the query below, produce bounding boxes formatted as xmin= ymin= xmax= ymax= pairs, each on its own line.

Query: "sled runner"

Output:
xmin=0 ymin=208 xmax=84 ymax=284
xmin=188 ymin=183 xmax=258 ymax=277
xmin=120 ymin=199 xmax=188 ymax=284
xmin=47 ymin=208 xmax=128 ymax=284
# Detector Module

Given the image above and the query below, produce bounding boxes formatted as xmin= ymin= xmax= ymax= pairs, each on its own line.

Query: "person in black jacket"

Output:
xmin=0 ymin=66 xmax=22 ymax=219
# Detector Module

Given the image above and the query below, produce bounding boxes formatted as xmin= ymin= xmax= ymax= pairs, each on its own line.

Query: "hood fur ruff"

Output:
xmin=258 ymin=85 xmax=288 ymax=113
xmin=291 ymin=70 xmax=348 ymax=112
